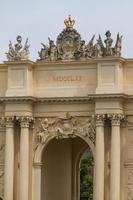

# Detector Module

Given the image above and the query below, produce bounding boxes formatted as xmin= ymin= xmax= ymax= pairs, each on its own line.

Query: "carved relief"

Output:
xmin=38 ymin=16 xmax=122 ymax=61
xmin=34 ymin=114 xmax=96 ymax=151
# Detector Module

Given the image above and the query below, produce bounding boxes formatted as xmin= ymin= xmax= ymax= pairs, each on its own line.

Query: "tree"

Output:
xmin=80 ymin=153 xmax=93 ymax=200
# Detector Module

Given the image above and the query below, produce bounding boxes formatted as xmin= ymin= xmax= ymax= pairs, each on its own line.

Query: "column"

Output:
xmin=4 ymin=117 xmax=14 ymax=200
xmin=19 ymin=117 xmax=31 ymax=200
xmin=95 ymin=114 xmax=105 ymax=200
xmin=32 ymin=163 xmax=43 ymax=200
xmin=110 ymin=114 xmax=123 ymax=200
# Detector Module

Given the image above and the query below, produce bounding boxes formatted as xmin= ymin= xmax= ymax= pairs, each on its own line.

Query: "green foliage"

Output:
xmin=80 ymin=154 xmax=93 ymax=200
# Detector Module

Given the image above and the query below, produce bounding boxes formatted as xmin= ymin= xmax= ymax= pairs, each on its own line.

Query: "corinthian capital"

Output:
xmin=5 ymin=117 xmax=14 ymax=128
xmin=94 ymin=114 xmax=105 ymax=127
xmin=18 ymin=116 xmax=34 ymax=128
xmin=107 ymin=114 xmax=125 ymax=126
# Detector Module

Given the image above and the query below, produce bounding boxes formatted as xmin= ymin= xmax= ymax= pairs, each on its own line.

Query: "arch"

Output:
xmin=32 ymin=127 xmax=95 ymax=200
xmin=34 ymin=133 xmax=95 ymax=164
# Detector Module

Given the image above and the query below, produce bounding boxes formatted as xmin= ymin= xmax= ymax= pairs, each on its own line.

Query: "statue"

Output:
xmin=104 ymin=30 xmax=113 ymax=56
xmin=48 ymin=38 xmax=58 ymax=61
xmin=15 ymin=35 xmax=22 ymax=52
xmin=94 ymin=40 xmax=103 ymax=57
xmin=6 ymin=35 xmax=30 ymax=61
xmin=37 ymin=17 xmax=123 ymax=61
xmin=38 ymin=43 xmax=49 ymax=60
xmin=75 ymin=40 xmax=86 ymax=59
xmin=94 ymin=35 xmax=104 ymax=57
xmin=38 ymin=38 xmax=58 ymax=61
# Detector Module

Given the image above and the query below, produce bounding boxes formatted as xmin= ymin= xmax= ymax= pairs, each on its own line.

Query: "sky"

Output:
xmin=0 ymin=0 xmax=133 ymax=61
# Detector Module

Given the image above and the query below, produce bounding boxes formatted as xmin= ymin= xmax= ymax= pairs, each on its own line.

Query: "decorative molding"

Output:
xmin=0 ymin=93 xmax=129 ymax=103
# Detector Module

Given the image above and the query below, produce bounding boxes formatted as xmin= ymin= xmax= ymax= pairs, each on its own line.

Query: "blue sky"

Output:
xmin=0 ymin=0 xmax=133 ymax=61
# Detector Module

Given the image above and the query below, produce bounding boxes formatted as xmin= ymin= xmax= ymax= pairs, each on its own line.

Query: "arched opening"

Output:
xmin=41 ymin=136 xmax=94 ymax=200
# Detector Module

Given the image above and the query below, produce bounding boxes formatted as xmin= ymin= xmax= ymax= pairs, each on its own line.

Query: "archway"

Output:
xmin=41 ymin=136 xmax=94 ymax=200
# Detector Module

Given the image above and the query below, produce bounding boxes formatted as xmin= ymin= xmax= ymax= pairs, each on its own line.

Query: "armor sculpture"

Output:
xmin=38 ymin=16 xmax=123 ymax=61
xmin=6 ymin=35 xmax=30 ymax=61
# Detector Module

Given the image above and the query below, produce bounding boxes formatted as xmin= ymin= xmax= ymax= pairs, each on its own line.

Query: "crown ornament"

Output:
xmin=64 ymin=15 xmax=75 ymax=28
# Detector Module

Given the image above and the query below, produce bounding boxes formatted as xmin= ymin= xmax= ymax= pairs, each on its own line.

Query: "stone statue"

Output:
xmin=15 ymin=35 xmax=22 ymax=52
xmin=75 ymin=40 xmax=86 ymax=59
xmin=93 ymin=35 xmax=104 ymax=57
xmin=48 ymin=37 xmax=57 ymax=61
xmin=37 ymin=17 xmax=123 ymax=61
xmin=104 ymin=30 xmax=113 ymax=56
xmin=6 ymin=35 xmax=30 ymax=61
xmin=38 ymin=43 xmax=49 ymax=60
xmin=94 ymin=40 xmax=103 ymax=57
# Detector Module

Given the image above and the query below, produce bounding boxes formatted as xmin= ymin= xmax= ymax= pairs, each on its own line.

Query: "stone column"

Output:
xmin=110 ymin=114 xmax=123 ymax=200
xmin=32 ymin=163 xmax=43 ymax=200
xmin=95 ymin=114 xmax=105 ymax=200
xmin=4 ymin=117 xmax=14 ymax=200
xmin=19 ymin=117 xmax=31 ymax=200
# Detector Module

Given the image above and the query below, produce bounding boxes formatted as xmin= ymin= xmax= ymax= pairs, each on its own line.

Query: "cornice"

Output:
xmin=0 ymin=57 xmax=131 ymax=67
xmin=36 ymin=57 xmax=126 ymax=66
xmin=0 ymin=93 xmax=130 ymax=104
xmin=4 ymin=59 xmax=35 ymax=66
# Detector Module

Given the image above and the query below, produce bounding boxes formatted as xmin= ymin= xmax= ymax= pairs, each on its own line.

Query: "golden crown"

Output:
xmin=64 ymin=15 xmax=75 ymax=28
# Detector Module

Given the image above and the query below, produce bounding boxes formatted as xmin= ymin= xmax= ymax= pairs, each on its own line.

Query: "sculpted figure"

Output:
xmin=75 ymin=40 xmax=86 ymax=59
xmin=94 ymin=35 xmax=104 ymax=57
xmin=48 ymin=38 xmax=58 ymax=61
xmin=94 ymin=40 xmax=103 ymax=57
xmin=6 ymin=35 xmax=30 ymax=61
xmin=15 ymin=35 xmax=22 ymax=52
xmin=104 ymin=30 xmax=113 ymax=56
xmin=38 ymin=43 xmax=49 ymax=60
